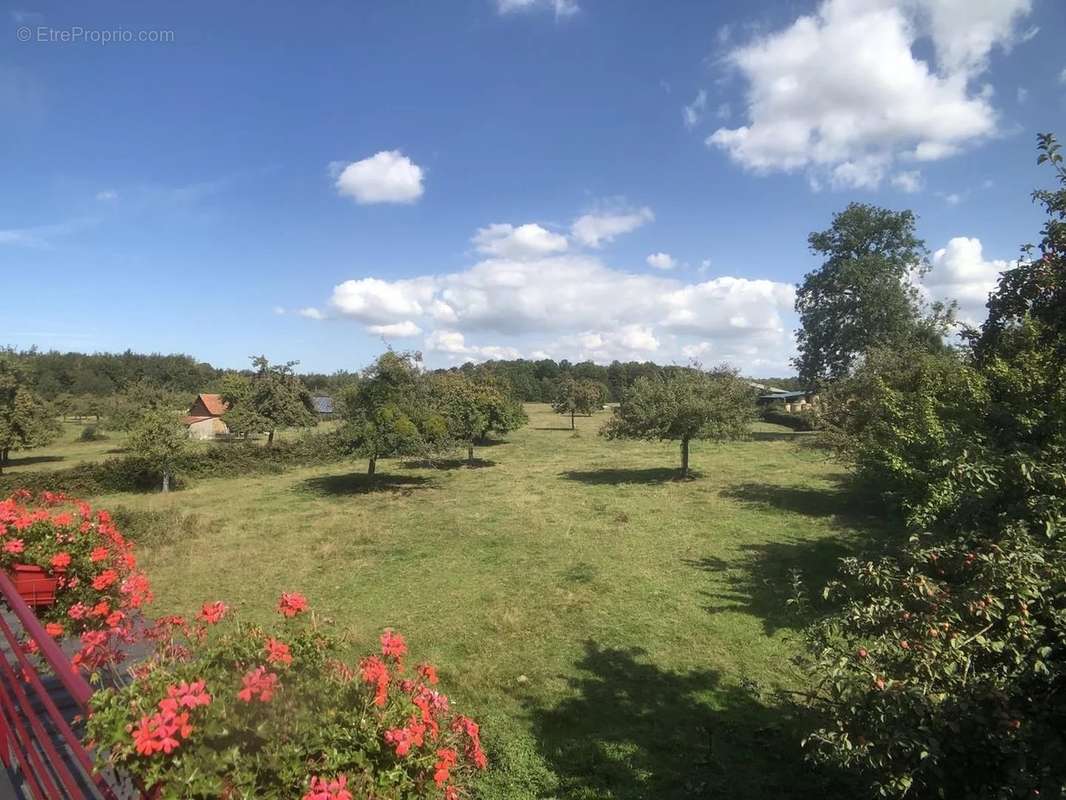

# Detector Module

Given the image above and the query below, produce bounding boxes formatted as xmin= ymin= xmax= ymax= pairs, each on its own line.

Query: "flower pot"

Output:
xmin=8 ymin=564 xmax=62 ymax=608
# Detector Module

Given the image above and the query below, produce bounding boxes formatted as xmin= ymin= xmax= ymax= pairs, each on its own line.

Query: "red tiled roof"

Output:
xmin=199 ymin=393 xmax=228 ymax=416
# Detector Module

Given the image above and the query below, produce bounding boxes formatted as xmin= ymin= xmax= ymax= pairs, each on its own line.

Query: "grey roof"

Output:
xmin=758 ymin=390 xmax=813 ymax=400
xmin=311 ymin=395 xmax=335 ymax=414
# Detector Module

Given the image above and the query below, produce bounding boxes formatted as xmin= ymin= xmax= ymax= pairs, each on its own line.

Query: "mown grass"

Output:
xmin=80 ymin=404 xmax=879 ymax=798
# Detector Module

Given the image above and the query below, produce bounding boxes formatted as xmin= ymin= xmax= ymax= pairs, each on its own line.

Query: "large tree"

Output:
xmin=431 ymin=373 xmax=527 ymax=463
xmin=793 ymin=203 xmax=946 ymax=385
xmin=0 ymin=354 xmax=59 ymax=473
xmin=222 ymin=356 xmax=316 ymax=445
xmin=601 ymin=367 xmax=754 ymax=478
xmin=343 ymin=351 xmax=446 ymax=475
xmin=551 ymin=377 xmax=606 ymax=430
xmin=127 ymin=408 xmax=188 ymax=492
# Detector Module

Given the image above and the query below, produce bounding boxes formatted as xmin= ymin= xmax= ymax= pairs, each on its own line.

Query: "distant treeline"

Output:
xmin=7 ymin=347 xmax=801 ymax=404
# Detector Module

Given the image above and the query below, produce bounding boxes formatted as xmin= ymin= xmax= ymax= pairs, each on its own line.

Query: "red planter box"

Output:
xmin=8 ymin=564 xmax=61 ymax=608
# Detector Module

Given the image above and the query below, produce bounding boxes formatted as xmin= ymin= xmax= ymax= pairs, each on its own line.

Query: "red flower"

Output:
xmin=67 ymin=602 xmax=88 ymax=620
xmin=277 ymin=591 xmax=309 ymax=618
xmin=167 ymin=679 xmax=211 ymax=709
xmin=92 ymin=569 xmax=118 ymax=591
xmin=359 ymin=655 xmax=390 ymax=707
xmin=453 ymin=715 xmax=488 ymax=770
xmin=264 ymin=637 xmax=293 ymax=666
xmin=384 ymin=718 xmax=426 ymax=757
xmin=90 ymin=546 xmax=109 ymax=563
xmin=3 ymin=538 xmax=24 ymax=554
xmin=51 ymin=552 xmax=71 ymax=570
xmin=433 ymin=747 xmax=458 ymax=786
xmin=380 ymin=629 xmax=407 ymax=663
xmin=196 ymin=601 xmax=227 ymax=625
xmin=418 ymin=663 xmax=439 ymax=685
xmin=302 ymin=775 xmax=353 ymax=800
xmin=45 ymin=622 xmax=64 ymax=638
xmin=237 ymin=667 xmax=279 ymax=703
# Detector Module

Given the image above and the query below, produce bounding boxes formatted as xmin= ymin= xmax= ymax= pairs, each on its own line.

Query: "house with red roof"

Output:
xmin=182 ymin=393 xmax=231 ymax=440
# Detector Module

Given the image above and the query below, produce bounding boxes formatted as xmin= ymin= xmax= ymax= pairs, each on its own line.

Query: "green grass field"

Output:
xmin=56 ymin=405 xmax=869 ymax=798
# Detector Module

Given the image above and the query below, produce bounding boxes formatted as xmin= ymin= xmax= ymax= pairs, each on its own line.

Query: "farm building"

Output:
xmin=756 ymin=389 xmax=819 ymax=413
xmin=311 ymin=395 xmax=336 ymax=418
xmin=182 ymin=393 xmax=231 ymax=440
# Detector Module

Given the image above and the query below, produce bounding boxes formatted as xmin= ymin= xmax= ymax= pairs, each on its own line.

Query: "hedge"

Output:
xmin=760 ymin=408 xmax=817 ymax=431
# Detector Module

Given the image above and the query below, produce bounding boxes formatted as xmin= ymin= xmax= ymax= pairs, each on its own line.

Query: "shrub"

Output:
xmin=79 ymin=424 xmax=107 ymax=442
xmin=760 ymin=408 xmax=817 ymax=431
xmin=88 ymin=595 xmax=488 ymax=799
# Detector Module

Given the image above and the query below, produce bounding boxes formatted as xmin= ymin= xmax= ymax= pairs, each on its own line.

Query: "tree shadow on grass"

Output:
xmin=688 ymin=478 xmax=899 ymax=634
xmin=534 ymin=426 xmax=575 ymax=431
xmin=561 ymin=467 xmax=693 ymax=485
xmin=749 ymin=430 xmax=817 ymax=442
xmin=3 ymin=455 xmax=65 ymax=467
xmin=297 ymin=472 xmax=434 ymax=497
xmin=530 ymin=642 xmax=845 ymax=800
xmin=401 ymin=458 xmax=497 ymax=470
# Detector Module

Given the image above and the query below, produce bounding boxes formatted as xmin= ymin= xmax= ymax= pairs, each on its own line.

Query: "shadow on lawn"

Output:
xmin=3 ymin=455 xmax=65 ymax=467
xmin=531 ymin=642 xmax=844 ymax=800
xmin=561 ymin=467 xmax=692 ymax=485
xmin=687 ymin=478 xmax=897 ymax=634
xmin=298 ymin=472 xmax=433 ymax=497
xmin=401 ymin=458 xmax=497 ymax=470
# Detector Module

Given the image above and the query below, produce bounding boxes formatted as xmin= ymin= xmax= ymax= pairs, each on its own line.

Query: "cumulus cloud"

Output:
xmin=646 ymin=252 xmax=676 ymax=270
xmin=298 ymin=307 xmax=326 ymax=320
xmin=472 ymin=223 xmax=568 ymax=259
xmin=708 ymin=0 xmax=1032 ymax=188
xmin=334 ymin=150 xmax=424 ymax=204
xmin=571 ymin=207 xmax=654 ymax=248
xmin=96 ymin=190 xmax=118 ymax=201
xmin=922 ymin=236 xmax=1011 ymax=324
xmin=496 ymin=0 xmax=578 ymax=17
xmin=367 ymin=321 xmax=422 ymax=337
xmin=891 ymin=171 xmax=924 ymax=193
xmin=325 ymin=244 xmax=797 ymax=371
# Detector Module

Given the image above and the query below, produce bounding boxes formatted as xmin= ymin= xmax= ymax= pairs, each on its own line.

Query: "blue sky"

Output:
xmin=3 ymin=0 xmax=1064 ymax=376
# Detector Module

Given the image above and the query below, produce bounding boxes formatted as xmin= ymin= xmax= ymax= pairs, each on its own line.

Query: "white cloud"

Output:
xmin=1059 ymin=67 xmax=1066 ymax=84
xmin=325 ymin=242 xmax=797 ymax=372
xmin=95 ymin=190 xmax=118 ymax=201
xmin=943 ymin=192 xmax=963 ymax=205
xmin=0 ymin=218 xmax=96 ymax=248
xmin=496 ymin=0 xmax=578 ymax=17
xmin=1016 ymin=87 xmax=1028 ymax=104
xmin=425 ymin=330 xmax=521 ymax=362
xmin=708 ymin=0 xmax=1032 ymax=189
xmin=682 ymin=90 xmax=707 ymax=129
xmin=891 ymin=170 xmax=924 ymax=193
xmin=472 ymin=223 xmax=568 ymax=259
xmin=273 ymin=306 xmax=286 ymax=315
xmin=646 ymin=252 xmax=676 ymax=270
xmin=334 ymin=150 xmax=424 ymax=205
xmin=922 ymin=236 xmax=1010 ymax=324
xmin=367 ymin=321 xmax=422 ymax=337
xmin=298 ymin=307 xmax=326 ymax=320
xmin=570 ymin=206 xmax=654 ymax=248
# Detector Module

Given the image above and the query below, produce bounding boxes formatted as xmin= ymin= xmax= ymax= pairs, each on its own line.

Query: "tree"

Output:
xmin=794 ymin=203 xmax=948 ymax=385
xmin=431 ymin=373 xmax=528 ymax=463
xmin=551 ymin=378 xmax=606 ymax=430
xmin=0 ymin=354 xmax=59 ymax=473
xmin=127 ymin=408 xmax=187 ymax=492
xmin=222 ymin=356 xmax=316 ymax=445
xmin=601 ymin=367 xmax=754 ymax=478
xmin=343 ymin=352 xmax=446 ymax=475
xmin=802 ymin=134 xmax=1066 ymax=798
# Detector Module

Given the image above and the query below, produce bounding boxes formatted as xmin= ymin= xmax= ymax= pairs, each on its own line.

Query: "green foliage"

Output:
xmin=602 ymin=367 xmax=755 ymax=477
xmin=794 ymin=203 xmax=951 ymax=385
xmin=0 ymin=353 xmax=60 ymax=471
xmin=343 ymin=352 xmax=448 ymax=475
xmin=79 ymin=424 xmax=107 ymax=442
xmin=222 ymin=356 xmax=317 ymax=444
xmin=551 ymin=377 xmax=606 ymax=429
xmin=431 ymin=372 xmax=527 ymax=462
xmin=803 ymin=134 xmax=1066 ymax=799
xmin=127 ymin=409 xmax=188 ymax=492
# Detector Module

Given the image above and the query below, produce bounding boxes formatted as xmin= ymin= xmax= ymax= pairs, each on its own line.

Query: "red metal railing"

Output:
xmin=0 ymin=570 xmax=120 ymax=799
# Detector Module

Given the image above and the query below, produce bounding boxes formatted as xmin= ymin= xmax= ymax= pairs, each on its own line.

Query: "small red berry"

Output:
xmin=857 ymin=648 xmax=868 ymax=659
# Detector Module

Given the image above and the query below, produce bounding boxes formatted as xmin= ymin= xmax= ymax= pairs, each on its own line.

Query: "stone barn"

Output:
xmin=182 ymin=393 xmax=231 ymax=440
